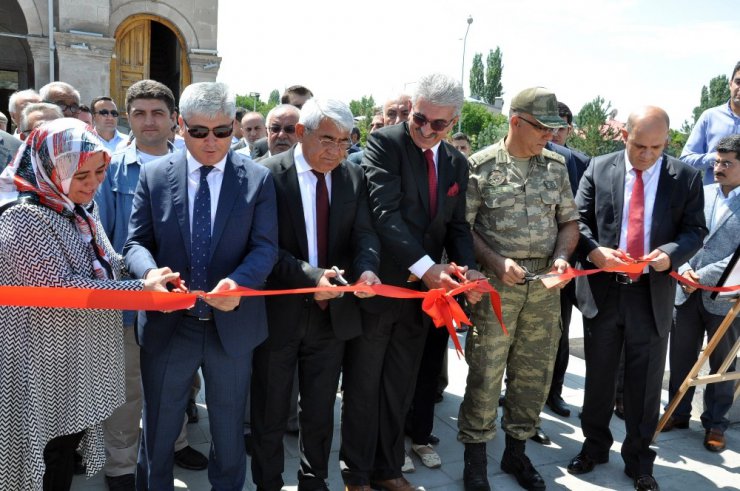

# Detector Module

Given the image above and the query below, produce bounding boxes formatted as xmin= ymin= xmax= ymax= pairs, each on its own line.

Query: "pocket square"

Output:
xmin=447 ymin=182 xmax=459 ymax=197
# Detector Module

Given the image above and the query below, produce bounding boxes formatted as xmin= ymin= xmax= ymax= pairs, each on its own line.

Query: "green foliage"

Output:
xmin=484 ymin=47 xmax=503 ymax=104
xmin=349 ymin=95 xmax=376 ymax=118
xmin=666 ymin=129 xmax=689 ymax=158
xmin=460 ymin=101 xmax=495 ymax=137
xmin=235 ymin=93 xmax=271 ymax=116
xmin=268 ymin=89 xmax=280 ymax=105
xmin=474 ymin=114 xmax=508 ymax=151
xmin=469 ymin=53 xmax=485 ymax=100
xmin=569 ymin=96 xmax=624 ymax=156
xmin=691 ymin=74 xmax=729 ymax=124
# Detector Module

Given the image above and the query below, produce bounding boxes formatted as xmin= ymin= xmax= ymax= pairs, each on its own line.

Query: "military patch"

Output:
xmin=543 ymin=180 xmax=557 ymax=190
xmin=488 ymin=170 xmax=506 ymax=186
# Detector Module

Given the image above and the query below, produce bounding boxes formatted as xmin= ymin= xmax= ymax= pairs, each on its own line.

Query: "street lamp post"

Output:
xmin=458 ymin=15 xmax=473 ymax=133
xmin=248 ymin=92 xmax=260 ymax=112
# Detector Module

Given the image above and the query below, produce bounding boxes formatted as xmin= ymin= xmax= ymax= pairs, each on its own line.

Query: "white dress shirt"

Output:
xmin=409 ymin=141 xmax=442 ymax=279
xmin=186 ymin=151 xmax=227 ymax=234
xmin=711 ymin=185 xmax=740 ymax=230
xmin=619 ymin=152 xmax=661 ymax=258
xmin=295 ymin=143 xmax=332 ymax=268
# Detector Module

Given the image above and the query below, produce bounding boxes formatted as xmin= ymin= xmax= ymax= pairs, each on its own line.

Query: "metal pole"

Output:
xmin=48 ymin=0 xmax=55 ymax=82
xmin=458 ymin=15 xmax=473 ymax=133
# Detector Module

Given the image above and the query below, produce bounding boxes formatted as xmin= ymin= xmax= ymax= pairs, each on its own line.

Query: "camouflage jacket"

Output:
xmin=466 ymin=138 xmax=578 ymax=259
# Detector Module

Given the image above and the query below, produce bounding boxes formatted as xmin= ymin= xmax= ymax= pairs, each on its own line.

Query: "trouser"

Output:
xmin=458 ymin=260 xmax=561 ymax=443
xmin=103 ymin=326 xmax=193 ymax=476
xmin=548 ymin=283 xmax=574 ymax=400
xmin=669 ymin=292 xmax=739 ymax=431
xmin=43 ymin=431 xmax=84 ymax=491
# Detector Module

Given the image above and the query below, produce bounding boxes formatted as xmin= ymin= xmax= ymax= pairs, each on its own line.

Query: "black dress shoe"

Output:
xmin=186 ymin=398 xmax=199 ymax=424
xmin=634 ymin=474 xmax=660 ymax=490
xmin=546 ymin=395 xmax=571 ymax=417
xmin=105 ymin=473 xmax=135 ymax=491
xmin=244 ymin=433 xmax=253 ymax=456
xmin=174 ymin=445 xmax=208 ymax=470
xmin=428 ymin=433 xmax=440 ymax=445
xmin=566 ymin=452 xmax=608 ymax=475
xmin=614 ymin=399 xmax=625 ymax=420
xmin=529 ymin=427 xmax=551 ymax=445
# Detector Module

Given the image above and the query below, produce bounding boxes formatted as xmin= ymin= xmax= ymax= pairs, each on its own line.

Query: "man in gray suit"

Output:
xmin=0 ymin=130 xmax=21 ymax=172
xmin=666 ymin=134 xmax=740 ymax=453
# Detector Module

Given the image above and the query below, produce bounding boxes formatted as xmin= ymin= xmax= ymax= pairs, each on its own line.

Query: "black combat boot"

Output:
xmin=501 ymin=434 xmax=546 ymax=490
xmin=463 ymin=442 xmax=490 ymax=491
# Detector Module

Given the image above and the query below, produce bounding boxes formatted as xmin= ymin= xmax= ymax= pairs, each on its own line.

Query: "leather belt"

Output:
xmin=615 ymin=273 xmax=643 ymax=285
xmin=184 ymin=312 xmax=213 ymax=321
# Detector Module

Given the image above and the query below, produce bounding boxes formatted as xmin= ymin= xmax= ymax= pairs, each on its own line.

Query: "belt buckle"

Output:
xmin=615 ymin=273 xmax=634 ymax=285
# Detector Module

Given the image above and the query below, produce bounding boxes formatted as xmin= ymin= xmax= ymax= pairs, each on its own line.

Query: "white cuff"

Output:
xmin=409 ymin=255 xmax=434 ymax=280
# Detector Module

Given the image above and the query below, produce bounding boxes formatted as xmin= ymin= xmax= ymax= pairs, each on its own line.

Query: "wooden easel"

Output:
xmin=653 ymin=296 xmax=740 ymax=442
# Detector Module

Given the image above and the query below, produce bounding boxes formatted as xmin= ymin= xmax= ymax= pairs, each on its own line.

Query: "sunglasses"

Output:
xmin=95 ymin=109 xmax=119 ymax=117
xmin=49 ymin=101 xmax=81 ymax=114
xmin=182 ymin=119 xmax=234 ymax=139
xmin=518 ymin=116 xmax=559 ymax=135
xmin=269 ymin=124 xmax=296 ymax=134
xmin=411 ymin=112 xmax=453 ymax=131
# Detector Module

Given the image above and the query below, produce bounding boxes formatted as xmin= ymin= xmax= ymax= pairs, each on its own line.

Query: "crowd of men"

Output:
xmin=0 ymin=61 xmax=738 ymax=491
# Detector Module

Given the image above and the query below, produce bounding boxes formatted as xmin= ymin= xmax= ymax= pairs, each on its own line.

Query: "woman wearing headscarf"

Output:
xmin=0 ymin=118 xmax=179 ymax=491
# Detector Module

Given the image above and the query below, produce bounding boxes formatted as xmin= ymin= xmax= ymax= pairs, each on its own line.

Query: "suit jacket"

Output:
xmin=123 ymin=150 xmax=279 ymax=357
xmin=261 ymin=148 xmax=380 ymax=343
xmin=546 ymin=142 xmax=589 ymax=196
xmin=231 ymin=137 xmax=248 ymax=152
xmin=575 ymin=151 xmax=707 ymax=336
xmin=251 ymin=137 xmax=268 ymax=159
xmin=0 ymin=130 xmax=21 ymax=173
xmin=361 ymin=122 xmax=475 ymax=310
xmin=675 ymin=184 xmax=740 ymax=316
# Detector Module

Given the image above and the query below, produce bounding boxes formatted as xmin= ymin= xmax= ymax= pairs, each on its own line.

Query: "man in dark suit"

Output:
xmin=340 ymin=73 xmax=484 ymax=491
xmin=568 ymin=106 xmax=706 ymax=491
xmin=250 ymin=98 xmax=380 ymax=491
xmin=123 ymin=82 xmax=278 ymax=491
xmin=0 ymin=129 xmax=21 ymax=172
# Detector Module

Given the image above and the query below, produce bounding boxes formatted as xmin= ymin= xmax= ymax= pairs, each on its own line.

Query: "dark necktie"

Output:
xmin=424 ymin=149 xmax=438 ymax=218
xmin=312 ymin=170 xmax=329 ymax=309
xmin=626 ymin=169 xmax=645 ymax=280
xmin=191 ymin=165 xmax=213 ymax=317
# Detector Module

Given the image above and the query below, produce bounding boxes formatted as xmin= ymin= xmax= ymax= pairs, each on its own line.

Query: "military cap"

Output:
xmin=510 ymin=87 xmax=567 ymax=128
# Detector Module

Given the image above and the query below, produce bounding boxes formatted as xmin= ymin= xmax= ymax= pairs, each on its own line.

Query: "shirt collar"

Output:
xmin=124 ymin=138 xmax=174 ymax=165
xmin=724 ymin=100 xmax=740 ymax=120
xmin=718 ymin=184 xmax=740 ymax=200
xmin=186 ymin=150 xmax=227 ymax=175
xmin=624 ymin=151 xmax=661 ymax=178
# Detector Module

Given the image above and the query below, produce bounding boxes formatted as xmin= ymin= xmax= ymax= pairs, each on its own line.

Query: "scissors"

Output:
xmin=520 ymin=266 xmax=563 ymax=284
xmin=330 ymin=266 xmax=348 ymax=297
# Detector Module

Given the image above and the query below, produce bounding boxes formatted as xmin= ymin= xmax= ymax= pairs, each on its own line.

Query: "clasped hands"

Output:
xmin=421 ymin=263 xmax=487 ymax=304
xmin=493 ymin=257 xmax=571 ymax=289
xmin=587 ymin=247 xmax=671 ymax=272
xmin=144 ymin=267 xmax=241 ymax=312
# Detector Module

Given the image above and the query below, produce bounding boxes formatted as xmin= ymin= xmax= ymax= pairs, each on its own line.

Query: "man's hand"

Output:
xmin=464 ymin=269 xmax=487 ymax=304
xmin=588 ymin=247 xmax=630 ymax=270
xmin=422 ymin=264 xmax=463 ymax=291
xmin=550 ymin=258 xmax=572 ymax=289
xmin=680 ymin=269 xmax=700 ymax=294
xmin=645 ymin=248 xmax=672 ymax=272
xmin=354 ymin=270 xmax=381 ymax=298
xmin=143 ymin=270 xmax=182 ymax=292
xmin=492 ymin=257 xmax=526 ymax=287
xmin=204 ymin=278 xmax=241 ymax=311
xmin=315 ymin=269 xmax=343 ymax=301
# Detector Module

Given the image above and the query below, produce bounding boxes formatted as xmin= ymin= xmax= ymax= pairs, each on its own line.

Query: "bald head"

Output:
xmin=623 ymin=106 xmax=670 ymax=170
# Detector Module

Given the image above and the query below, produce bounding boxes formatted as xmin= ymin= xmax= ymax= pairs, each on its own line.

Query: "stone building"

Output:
xmin=0 ymin=0 xmax=220 ymax=130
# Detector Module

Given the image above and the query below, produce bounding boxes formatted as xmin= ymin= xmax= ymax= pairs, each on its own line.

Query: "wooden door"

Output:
xmin=111 ymin=18 xmax=150 ymax=113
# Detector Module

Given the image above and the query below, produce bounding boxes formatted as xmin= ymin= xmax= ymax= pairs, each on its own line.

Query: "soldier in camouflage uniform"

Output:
xmin=457 ymin=87 xmax=580 ymax=491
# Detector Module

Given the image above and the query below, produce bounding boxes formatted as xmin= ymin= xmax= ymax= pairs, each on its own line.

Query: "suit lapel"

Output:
xmin=708 ymin=186 xmax=740 ymax=238
xmin=403 ymin=124 xmax=431 ymax=216
xmin=650 ymin=156 xmax=676 ymax=248
xmin=611 ymin=152 xmax=626 ymax=244
xmin=281 ymin=151 xmax=309 ymax=260
xmin=328 ymin=163 xmax=349 ymax=260
xmin=435 ymin=144 xmax=454 ymax=221
xmin=167 ymin=155 xmax=191 ymax=259
xmin=210 ymin=154 xmax=242 ymax=259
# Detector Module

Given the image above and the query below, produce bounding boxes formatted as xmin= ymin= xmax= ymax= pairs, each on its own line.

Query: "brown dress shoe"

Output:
xmin=661 ymin=415 xmax=689 ymax=432
xmin=369 ymin=477 xmax=425 ymax=491
xmin=704 ymin=428 xmax=726 ymax=452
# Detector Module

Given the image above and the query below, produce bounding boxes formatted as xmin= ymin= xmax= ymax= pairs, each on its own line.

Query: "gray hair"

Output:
xmin=20 ymin=103 xmax=63 ymax=132
xmin=412 ymin=73 xmax=464 ymax=116
xmin=266 ymin=104 xmax=300 ymax=125
xmin=0 ymin=111 xmax=6 ymax=124
xmin=299 ymin=98 xmax=354 ymax=132
xmin=39 ymin=81 xmax=80 ymax=103
xmin=9 ymin=89 xmax=40 ymax=115
xmin=179 ymin=82 xmax=236 ymax=120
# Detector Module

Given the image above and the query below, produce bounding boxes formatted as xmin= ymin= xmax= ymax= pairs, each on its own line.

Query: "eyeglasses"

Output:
xmin=518 ymin=116 xmax=559 ymax=135
xmin=714 ymin=159 xmax=737 ymax=169
xmin=182 ymin=119 xmax=234 ymax=139
xmin=318 ymin=136 xmax=352 ymax=152
xmin=49 ymin=101 xmax=81 ymax=114
xmin=95 ymin=109 xmax=119 ymax=117
xmin=269 ymin=124 xmax=296 ymax=134
xmin=411 ymin=112 xmax=454 ymax=131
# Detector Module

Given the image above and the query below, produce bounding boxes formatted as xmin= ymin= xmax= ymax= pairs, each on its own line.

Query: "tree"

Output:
xmin=691 ymin=74 xmax=729 ymax=124
xmin=666 ymin=128 xmax=689 ymax=158
xmin=460 ymin=101 xmax=495 ymax=138
xmin=569 ymin=96 xmax=624 ymax=157
xmin=268 ymin=89 xmax=280 ymax=105
xmin=483 ymin=47 xmax=503 ymax=104
xmin=475 ymin=114 xmax=508 ymax=150
xmin=235 ymin=93 xmax=269 ymax=115
xmin=469 ymin=53 xmax=485 ymax=100
xmin=349 ymin=95 xmax=376 ymax=118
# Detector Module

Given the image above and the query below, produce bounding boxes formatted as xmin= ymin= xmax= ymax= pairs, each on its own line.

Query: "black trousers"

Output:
xmin=405 ymin=324 xmax=450 ymax=444
xmin=580 ymin=281 xmax=668 ymax=476
xmin=669 ymin=292 xmax=739 ymax=431
xmin=549 ymin=282 xmax=574 ymax=399
xmin=251 ymin=304 xmax=344 ymax=491
xmin=43 ymin=431 xmax=84 ymax=491
xmin=340 ymin=300 xmax=428 ymax=485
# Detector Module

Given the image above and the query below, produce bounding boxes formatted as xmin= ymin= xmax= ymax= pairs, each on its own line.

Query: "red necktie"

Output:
xmin=626 ymin=169 xmax=644 ymax=280
xmin=424 ymin=149 xmax=438 ymax=218
xmin=312 ymin=170 xmax=329 ymax=309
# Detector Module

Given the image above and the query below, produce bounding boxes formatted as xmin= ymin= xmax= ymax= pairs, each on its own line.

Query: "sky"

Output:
xmin=216 ymin=0 xmax=738 ymax=129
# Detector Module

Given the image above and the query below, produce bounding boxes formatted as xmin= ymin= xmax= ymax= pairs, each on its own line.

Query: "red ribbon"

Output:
xmin=669 ymin=271 xmax=740 ymax=293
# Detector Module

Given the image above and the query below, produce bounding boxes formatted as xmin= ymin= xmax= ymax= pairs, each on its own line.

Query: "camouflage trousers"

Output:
xmin=458 ymin=259 xmax=562 ymax=443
